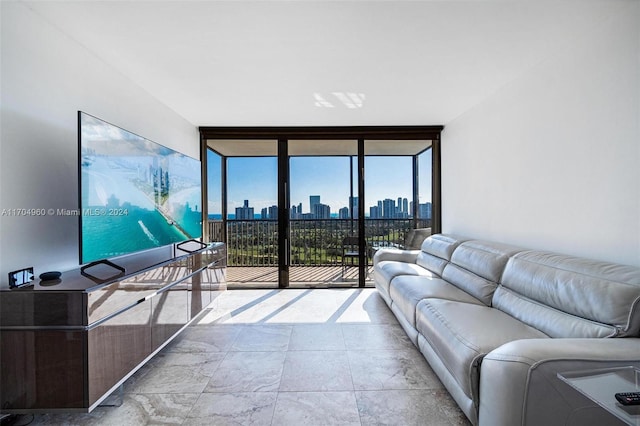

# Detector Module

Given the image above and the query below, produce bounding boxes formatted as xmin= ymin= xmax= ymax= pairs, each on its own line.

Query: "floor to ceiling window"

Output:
xmin=288 ymin=140 xmax=360 ymax=287
xmin=207 ymin=140 xmax=280 ymax=288
xmin=226 ymin=156 xmax=278 ymax=283
xmin=202 ymin=127 xmax=442 ymax=289
xmin=364 ymin=155 xmax=414 ymax=250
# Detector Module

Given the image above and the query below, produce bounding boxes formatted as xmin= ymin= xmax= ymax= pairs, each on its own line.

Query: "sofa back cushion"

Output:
xmin=494 ymin=250 xmax=640 ymax=338
xmin=415 ymin=234 xmax=468 ymax=276
xmin=441 ymin=240 xmax=524 ymax=305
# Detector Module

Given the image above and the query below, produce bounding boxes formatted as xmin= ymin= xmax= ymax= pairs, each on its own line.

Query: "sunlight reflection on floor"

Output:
xmin=196 ymin=288 xmax=395 ymax=325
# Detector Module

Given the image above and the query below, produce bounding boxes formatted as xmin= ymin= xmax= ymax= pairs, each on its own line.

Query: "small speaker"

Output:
xmin=39 ymin=271 xmax=61 ymax=281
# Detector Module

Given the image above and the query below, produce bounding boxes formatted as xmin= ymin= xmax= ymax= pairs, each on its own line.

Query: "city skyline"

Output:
xmin=207 ymin=152 xmax=432 ymax=216
xmin=229 ymin=194 xmax=432 ymax=220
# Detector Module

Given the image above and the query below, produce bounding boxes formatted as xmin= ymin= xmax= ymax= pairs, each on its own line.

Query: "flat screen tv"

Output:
xmin=79 ymin=111 xmax=203 ymax=264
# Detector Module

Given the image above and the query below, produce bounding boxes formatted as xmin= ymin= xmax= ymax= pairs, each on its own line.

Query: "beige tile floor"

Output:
xmin=16 ymin=289 xmax=471 ymax=426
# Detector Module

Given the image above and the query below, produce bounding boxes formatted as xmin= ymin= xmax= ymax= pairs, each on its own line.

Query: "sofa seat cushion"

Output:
xmin=416 ymin=299 xmax=549 ymax=402
xmin=389 ymin=275 xmax=484 ymax=327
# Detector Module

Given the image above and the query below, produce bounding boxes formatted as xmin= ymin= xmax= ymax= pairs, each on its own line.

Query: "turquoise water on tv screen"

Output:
xmin=81 ymin=204 xmax=198 ymax=262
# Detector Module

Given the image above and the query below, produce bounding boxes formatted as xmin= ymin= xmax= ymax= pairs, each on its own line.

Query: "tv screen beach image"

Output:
xmin=80 ymin=112 xmax=202 ymax=263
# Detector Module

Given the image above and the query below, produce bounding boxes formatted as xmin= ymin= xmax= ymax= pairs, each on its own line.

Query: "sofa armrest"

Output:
xmin=479 ymin=338 xmax=640 ymax=426
xmin=372 ymin=248 xmax=420 ymax=265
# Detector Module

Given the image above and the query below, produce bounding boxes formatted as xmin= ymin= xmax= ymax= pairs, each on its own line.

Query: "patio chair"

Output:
xmin=341 ymin=236 xmax=366 ymax=278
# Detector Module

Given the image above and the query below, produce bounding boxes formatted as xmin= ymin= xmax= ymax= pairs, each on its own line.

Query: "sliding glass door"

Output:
xmin=207 ymin=140 xmax=280 ymax=288
xmin=288 ymin=140 xmax=361 ymax=286
xmin=202 ymin=127 xmax=442 ymax=289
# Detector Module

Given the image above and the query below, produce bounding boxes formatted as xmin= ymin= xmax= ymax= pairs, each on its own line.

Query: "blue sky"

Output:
xmin=207 ymin=151 xmax=431 ymax=215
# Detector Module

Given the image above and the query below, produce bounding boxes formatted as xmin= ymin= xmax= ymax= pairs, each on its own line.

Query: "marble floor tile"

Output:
xmin=208 ymin=290 xmax=308 ymax=324
xmin=333 ymin=289 xmax=399 ymax=324
xmin=342 ymin=323 xmax=413 ymax=350
xmin=280 ymin=350 xmax=354 ymax=391
xmin=260 ymin=290 xmax=345 ymax=324
xmin=231 ymin=325 xmax=292 ymax=351
xmin=432 ymin=388 xmax=473 ymax=426
xmin=205 ymin=351 xmax=286 ymax=393
xmin=218 ymin=303 xmax=294 ymax=324
xmin=348 ymin=348 xmax=444 ymax=391
xmin=272 ymin=391 xmax=361 ymax=426
xmin=28 ymin=393 xmax=199 ymax=426
xmin=266 ymin=303 xmax=343 ymax=324
xmin=123 ymin=350 xmax=226 ymax=394
xmin=166 ymin=324 xmax=242 ymax=352
xmin=125 ymin=364 xmax=212 ymax=394
xmin=184 ymin=392 xmax=277 ymax=426
xmin=194 ymin=292 xmax=270 ymax=324
xmin=288 ymin=324 xmax=346 ymax=351
xmin=356 ymin=389 xmax=454 ymax=426
xmin=145 ymin=350 xmax=226 ymax=376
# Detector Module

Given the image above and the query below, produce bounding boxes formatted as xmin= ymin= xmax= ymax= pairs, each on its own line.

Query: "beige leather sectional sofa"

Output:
xmin=373 ymin=233 xmax=640 ymax=426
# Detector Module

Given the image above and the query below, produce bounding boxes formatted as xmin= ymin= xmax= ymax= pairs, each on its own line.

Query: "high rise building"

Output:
xmin=314 ymin=203 xmax=331 ymax=219
xmin=339 ymin=207 xmax=349 ymax=219
xmin=291 ymin=203 xmax=304 ymax=219
xmin=349 ymin=196 xmax=359 ymax=218
xmin=365 ymin=198 xmax=416 ymax=218
xmin=383 ymin=198 xmax=396 ymax=218
xmin=261 ymin=207 xmax=268 ymax=219
xmin=268 ymin=205 xmax=278 ymax=219
xmin=310 ymin=195 xmax=320 ymax=216
xmin=419 ymin=202 xmax=432 ymax=219
xmin=235 ymin=199 xmax=254 ymax=220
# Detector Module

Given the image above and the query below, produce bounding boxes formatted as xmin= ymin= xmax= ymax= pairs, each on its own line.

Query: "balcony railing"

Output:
xmin=207 ymin=218 xmax=430 ymax=267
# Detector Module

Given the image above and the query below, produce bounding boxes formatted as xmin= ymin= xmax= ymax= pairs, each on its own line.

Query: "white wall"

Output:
xmin=0 ymin=2 xmax=199 ymax=287
xmin=442 ymin=1 xmax=639 ymax=266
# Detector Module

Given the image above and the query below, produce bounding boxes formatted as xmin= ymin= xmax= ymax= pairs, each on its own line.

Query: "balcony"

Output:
xmin=203 ymin=128 xmax=440 ymax=287
xmin=207 ymin=218 xmax=430 ymax=287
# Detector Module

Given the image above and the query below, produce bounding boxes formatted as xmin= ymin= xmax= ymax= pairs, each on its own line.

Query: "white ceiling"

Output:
xmin=22 ymin=0 xmax=614 ymax=127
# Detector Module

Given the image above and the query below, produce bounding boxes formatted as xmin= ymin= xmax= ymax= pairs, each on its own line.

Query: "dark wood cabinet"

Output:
xmin=0 ymin=243 xmax=226 ymax=413
xmin=87 ymin=299 xmax=153 ymax=405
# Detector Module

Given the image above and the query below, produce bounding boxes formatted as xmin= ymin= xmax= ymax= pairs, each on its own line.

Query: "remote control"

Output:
xmin=615 ymin=392 xmax=640 ymax=406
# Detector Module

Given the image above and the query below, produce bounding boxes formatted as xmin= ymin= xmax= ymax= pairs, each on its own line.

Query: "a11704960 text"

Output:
xmin=1 ymin=208 xmax=129 ymax=217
